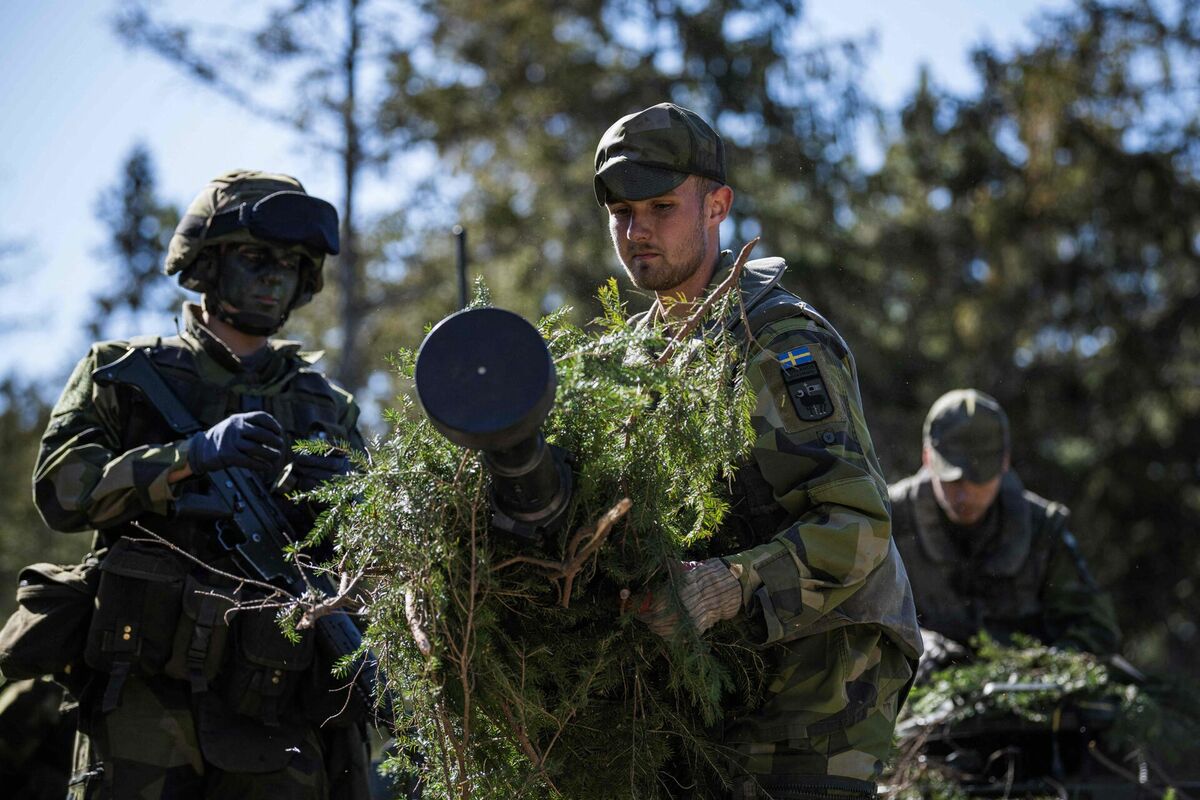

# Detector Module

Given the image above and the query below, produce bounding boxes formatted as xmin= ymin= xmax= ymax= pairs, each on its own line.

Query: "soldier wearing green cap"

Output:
xmin=596 ymin=103 xmax=922 ymax=800
xmin=890 ymin=389 xmax=1121 ymax=671
xmin=31 ymin=170 xmax=372 ymax=799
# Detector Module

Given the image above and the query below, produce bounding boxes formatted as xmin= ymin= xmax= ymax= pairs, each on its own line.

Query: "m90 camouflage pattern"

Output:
xmin=92 ymin=346 xmax=387 ymax=723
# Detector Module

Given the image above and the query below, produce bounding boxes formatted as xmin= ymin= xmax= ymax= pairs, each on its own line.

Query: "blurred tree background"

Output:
xmin=0 ymin=0 xmax=1195 ymax=675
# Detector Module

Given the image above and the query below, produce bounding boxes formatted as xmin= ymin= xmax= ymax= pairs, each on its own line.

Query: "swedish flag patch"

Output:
xmin=777 ymin=344 xmax=833 ymax=422
xmin=776 ymin=346 xmax=814 ymax=369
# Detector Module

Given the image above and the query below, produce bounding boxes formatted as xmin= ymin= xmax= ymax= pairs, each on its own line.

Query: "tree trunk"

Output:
xmin=335 ymin=0 xmax=365 ymax=392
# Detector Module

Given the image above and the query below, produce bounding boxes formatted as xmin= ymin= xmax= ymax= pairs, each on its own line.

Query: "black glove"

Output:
xmin=288 ymin=451 xmax=354 ymax=492
xmin=186 ymin=411 xmax=286 ymax=475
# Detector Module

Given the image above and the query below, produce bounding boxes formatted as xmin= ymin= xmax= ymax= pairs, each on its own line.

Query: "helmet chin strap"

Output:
xmin=202 ymin=289 xmax=291 ymax=337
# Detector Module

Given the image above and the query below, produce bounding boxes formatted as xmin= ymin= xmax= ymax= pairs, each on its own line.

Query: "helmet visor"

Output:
xmin=207 ymin=191 xmax=340 ymax=255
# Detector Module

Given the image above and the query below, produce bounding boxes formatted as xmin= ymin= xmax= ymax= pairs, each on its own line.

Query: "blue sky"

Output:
xmin=0 ymin=0 xmax=1067 ymax=385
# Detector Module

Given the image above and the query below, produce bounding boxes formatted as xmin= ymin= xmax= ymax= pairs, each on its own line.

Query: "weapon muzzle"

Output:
xmin=415 ymin=307 xmax=573 ymax=542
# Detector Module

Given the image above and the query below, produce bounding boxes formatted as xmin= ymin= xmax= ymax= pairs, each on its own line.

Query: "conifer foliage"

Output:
xmin=889 ymin=636 xmax=1200 ymax=797
xmin=315 ymin=280 xmax=762 ymax=798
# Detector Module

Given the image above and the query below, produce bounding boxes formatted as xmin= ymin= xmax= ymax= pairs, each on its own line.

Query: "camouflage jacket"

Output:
xmin=33 ymin=302 xmax=363 ymax=557
xmin=890 ymin=468 xmax=1121 ymax=654
xmin=640 ymin=254 xmax=923 ymax=658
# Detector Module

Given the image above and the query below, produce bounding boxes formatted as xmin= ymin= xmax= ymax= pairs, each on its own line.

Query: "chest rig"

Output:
xmin=105 ymin=334 xmax=351 ymax=556
xmin=891 ymin=471 xmax=1064 ymax=645
xmin=87 ymin=333 xmax=356 ymax=731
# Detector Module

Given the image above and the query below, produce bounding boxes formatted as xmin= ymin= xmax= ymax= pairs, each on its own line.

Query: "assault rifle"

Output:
xmin=414 ymin=307 xmax=573 ymax=542
xmin=93 ymin=346 xmax=387 ymax=723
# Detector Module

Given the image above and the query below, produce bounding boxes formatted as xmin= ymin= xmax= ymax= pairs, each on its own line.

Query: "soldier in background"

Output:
xmin=32 ymin=170 xmax=371 ymax=799
xmin=595 ymin=103 xmax=922 ymax=800
xmin=890 ymin=389 xmax=1121 ymax=675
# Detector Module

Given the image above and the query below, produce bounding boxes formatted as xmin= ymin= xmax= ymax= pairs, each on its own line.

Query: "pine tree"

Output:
xmin=89 ymin=143 xmax=181 ymax=341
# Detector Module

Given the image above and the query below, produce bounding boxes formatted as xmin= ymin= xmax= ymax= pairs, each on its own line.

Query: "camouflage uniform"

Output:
xmin=0 ymin=676 xmax=76 ymax=800
xmin=33 ymin=303 xmax=370 ymax=800
xmin=642 ymin=254 xmax=923 ymax=799
xmin=598 ymin=103 xmax=920 ymax=800
xmin=890 ymin=468 xmax=1121 ymax=655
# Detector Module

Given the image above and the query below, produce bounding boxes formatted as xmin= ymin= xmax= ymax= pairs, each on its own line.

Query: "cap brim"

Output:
xmin=594 ymin=160 xmax=689 ymax=205
xmin=928 ymin=445 xmax=1004 ymax=483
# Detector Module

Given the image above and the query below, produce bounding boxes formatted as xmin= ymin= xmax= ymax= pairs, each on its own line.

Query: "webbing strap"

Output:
xmin=100 ymin=659 xmax=131 ymax=713
xmin=185 ymin=593 xmax=224 ymax=693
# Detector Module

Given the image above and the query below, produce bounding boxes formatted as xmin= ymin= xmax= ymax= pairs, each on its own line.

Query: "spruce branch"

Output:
xmin=295 ymin=570 xmax=368 ymax=630
xmin=331 ymin=276 xmax=762 ymax=798
xmin=128 ymin=521 xmax=287 ymax=600
xmin=405 ymin=587 xmax=433 ymax=658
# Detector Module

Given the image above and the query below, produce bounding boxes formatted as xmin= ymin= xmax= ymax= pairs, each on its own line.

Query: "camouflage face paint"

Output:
xmin=214 ymin=243 xmax=304 ymax=334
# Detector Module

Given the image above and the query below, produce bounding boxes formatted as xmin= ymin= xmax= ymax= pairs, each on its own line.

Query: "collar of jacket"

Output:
xmin=178 ymin=302 xmax=310 ymax=385
xmin=631 ymin=250 xmax=789 ymax=331
xmin=911 ymin=467 xmax=1033 ymax=576
xmin=715 ymin=253 xmax=788 ymax=334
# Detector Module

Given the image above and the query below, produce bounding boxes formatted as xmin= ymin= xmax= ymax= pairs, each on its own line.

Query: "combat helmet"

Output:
xmin=164 ymin=169 xmax=339 ymax=330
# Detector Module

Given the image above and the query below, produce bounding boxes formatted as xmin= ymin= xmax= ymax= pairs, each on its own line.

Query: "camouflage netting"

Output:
xmin=305 ymin=279 xmax=767 ymax=799
xmin=886 ymin=635 xmax=1200 ymax=799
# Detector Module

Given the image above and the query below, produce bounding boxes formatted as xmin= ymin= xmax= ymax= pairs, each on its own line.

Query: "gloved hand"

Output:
xmin=186 ymin=411 xmax=286 ymax=475
xmin=635 ymin=558 xmax=742 ymax=638
xmin=288 ymin=451 xmax=354 ymax=492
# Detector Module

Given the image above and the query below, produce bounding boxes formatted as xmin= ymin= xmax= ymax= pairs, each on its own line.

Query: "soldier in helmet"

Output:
xmin=32 ymin=170 xmax=372 ymax=799
xmin=890 ymin=389 xmax=1121 ymax=674
xmin=596 ymin=103 xmax=922 ymax=800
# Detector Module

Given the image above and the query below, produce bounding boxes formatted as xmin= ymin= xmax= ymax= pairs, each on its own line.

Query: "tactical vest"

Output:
xmin=81 ymin=327 xmax=360 ymax=731
xmin=890 ymin=469 xmax=1075 ymax=646
xmin=102 ymin=332 xmax=356 ymax=558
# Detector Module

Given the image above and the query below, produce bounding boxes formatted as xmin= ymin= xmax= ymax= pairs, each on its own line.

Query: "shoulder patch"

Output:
xmin=777 ymin=345 xmax=833 ymax=421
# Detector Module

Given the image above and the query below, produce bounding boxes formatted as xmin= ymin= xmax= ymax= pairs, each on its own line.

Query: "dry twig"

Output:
xmin=656 ymin=236 xmax=760 ymax=364
xmin=493 ymin=497 xmax=633 ymax=608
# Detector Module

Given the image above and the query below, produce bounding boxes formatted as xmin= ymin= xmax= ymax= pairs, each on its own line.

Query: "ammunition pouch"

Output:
xmin=0 ymin=555 xmax=101 ymax=683
xmin=77 ymin=538 xmax=326 ymax=729
xmin=84 ymin=539 xmax=187 ymax=711
xmin=164 ymin=574 xmax=237 ymax=693
xmin=301 ymin=637 xmax=371 ymax=728
xmin=219 ymin=601 xmax=314 ymax=726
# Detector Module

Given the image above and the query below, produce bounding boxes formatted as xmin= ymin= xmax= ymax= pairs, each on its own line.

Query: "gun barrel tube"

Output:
xmin=415 ymin=308 xmax=572 ymax=540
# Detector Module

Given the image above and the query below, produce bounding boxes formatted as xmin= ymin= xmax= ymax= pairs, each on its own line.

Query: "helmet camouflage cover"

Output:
xmin=164 ymin=169 xmax=328 ymax=308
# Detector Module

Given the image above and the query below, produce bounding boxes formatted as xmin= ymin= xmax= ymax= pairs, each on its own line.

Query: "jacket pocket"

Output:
xmin=84 ymin=538 xmax=186 ymax=678
xmin=0 ymin=555 xmax=101 ymax=680
xmin=221 ymin=604 xmax=314 ymax=725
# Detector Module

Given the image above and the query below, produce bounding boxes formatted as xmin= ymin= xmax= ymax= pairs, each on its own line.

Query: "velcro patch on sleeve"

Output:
xmin=776 ymin=346 xmax=833 ymax=421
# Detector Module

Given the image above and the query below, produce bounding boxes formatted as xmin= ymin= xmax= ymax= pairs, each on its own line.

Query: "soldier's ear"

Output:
xmin=705 ymin=185 xmax=733 ymax=226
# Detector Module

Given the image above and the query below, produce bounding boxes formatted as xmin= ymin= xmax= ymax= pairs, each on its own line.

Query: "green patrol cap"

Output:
xmin=923 ymin=389 xmax=1010 ymax=483
xmin=594 ymin=103 xmax=725 ymax=206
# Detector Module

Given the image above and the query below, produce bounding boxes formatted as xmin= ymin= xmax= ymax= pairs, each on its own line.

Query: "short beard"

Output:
xmin=617 ymin=213 xmax=709 ymax=292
